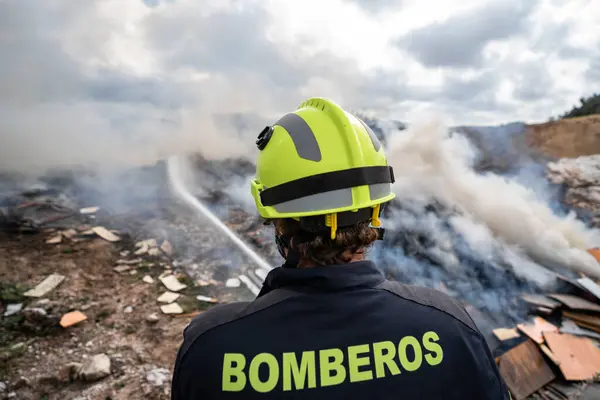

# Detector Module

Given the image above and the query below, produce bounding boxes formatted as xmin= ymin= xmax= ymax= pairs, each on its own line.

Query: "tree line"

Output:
xmin=559 ymin=93 xmax=600 ymax=119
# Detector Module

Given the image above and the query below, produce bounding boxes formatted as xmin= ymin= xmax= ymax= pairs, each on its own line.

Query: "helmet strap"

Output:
xmin=275 ymin=233 xmax=301 ymax=268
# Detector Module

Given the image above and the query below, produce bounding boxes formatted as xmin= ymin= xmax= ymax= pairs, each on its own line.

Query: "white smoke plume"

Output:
xmin=386 ymin=117 xmax=600 ymax=280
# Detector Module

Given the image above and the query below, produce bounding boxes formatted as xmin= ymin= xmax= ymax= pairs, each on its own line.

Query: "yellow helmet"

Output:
xmin=250 ymin=97 xmax=395 ymax=239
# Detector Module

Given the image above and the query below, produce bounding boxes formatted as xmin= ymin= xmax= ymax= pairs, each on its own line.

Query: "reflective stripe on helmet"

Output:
xmin=274 ymin=113 xmax=322 ymax=162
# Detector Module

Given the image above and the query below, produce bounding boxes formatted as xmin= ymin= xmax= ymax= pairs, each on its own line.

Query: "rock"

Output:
xmin=159 ymin=275 xmax=187 ymax=292
xmin=148 ymin=248 xmax=161 ymax=257
xmin=146 ymin=368 xmax=171 ymax=387
xmin=7 ymin=392 xmax=15 ymax=398
xmin=58 ymin=362 xmax=82 ymax=382
xmin=142 ymin=275 xmax=154 ymax=284
xmin=4 ymin=303 xmax=23 ymax=317
xmin=0 ymin=382 xmax=6 ymax=393
xmin=124 ymin=306 xmax=133 ymax=313
xmin=146 ymin=313 xmax=159 ymax=323
xmin=79 ymin=354 xmax=111 ymax=381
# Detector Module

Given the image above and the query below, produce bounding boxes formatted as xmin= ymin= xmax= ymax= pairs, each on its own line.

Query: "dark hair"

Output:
xmin=274 ymin=219 xmax=379 ymax=266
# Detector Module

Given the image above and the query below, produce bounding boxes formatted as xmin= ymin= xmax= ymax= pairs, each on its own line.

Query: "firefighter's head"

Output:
xmin=250 ymin=97 xmax=395 ymax=267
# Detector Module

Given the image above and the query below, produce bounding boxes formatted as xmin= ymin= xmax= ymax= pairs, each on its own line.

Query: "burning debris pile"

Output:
xmin=490 ymin=267 xmax=600 ymax=399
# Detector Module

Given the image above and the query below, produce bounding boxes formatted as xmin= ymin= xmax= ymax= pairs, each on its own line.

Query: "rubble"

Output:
xmin=146 ymin=368 xmax=171 ymax=387
xmin=59 ymin=311 xmax=88 ymax=328
xmin=494 ymin=271 xmax=600 ymax=398
xmin=160 ymin=303 xmax=183 ymax=315
xmin=157 ymin=292 xmax=180 ymax=303
xmin=159 ymin=275 xmax=187 ymax=292
xmin=23 ymin=273 xmax=65 ymax=298
xmin=91 ymin=226 xmax=120 ymax=242
xmin=79 ymin=354 xmax=111 ymax=382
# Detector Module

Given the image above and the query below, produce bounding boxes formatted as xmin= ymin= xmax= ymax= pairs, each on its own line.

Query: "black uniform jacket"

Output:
xmin=172 ymin=261 xmax=511 ymax=399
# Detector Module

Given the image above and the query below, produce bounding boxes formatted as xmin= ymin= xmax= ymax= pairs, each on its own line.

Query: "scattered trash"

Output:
xmin=516 ymin=317 xmax=558 ymax=344
xmin=146 ymin=313 xmax=159 ymax=323
xmin=160 ymin=240 xmax=173 ymax=257
xmin=92 ymin=226 xmax=120 ymax=243
xmin=157 ymin=292 xmax=180 ymax=304
xmin=160 ymin=302 xmax=183 ymax=315
xmin=196 ymin=295 xmax=217 ymax=304
xmin=46 ymin=234 xmax=62 ymax=244
xmin=59 ymin=311 xmax=88 ymax=328
xmin=79 ymin=354 xmax=111 ymax=381
xmin=497 ymin=340 xmax=556 ymax=399
xmin=492 ymin=327 xmax=520 ymax=341
xmin=225 ymin=278 xmax=241 ymax=288
xmin=544 ymin=332 xmax=600 ymax=381
xmin=4 ymin=303 xmax=23 ymax=317
xmin=146 ymin=368 xmax=170 ymax=387
xmin=113 ymin=265 xmax=132 ymax=273
xmin=80 ymin=207 xmax=99 ymax=215
xmin=24 ymin=273 xmax=65 ymax=298
xmin=142 ymin=275 xmax=154 ymax=284
xmin=116 ymin=258 xmax=143 ymax=265
xmin=159 ymin=275 xmax=187 ymax=292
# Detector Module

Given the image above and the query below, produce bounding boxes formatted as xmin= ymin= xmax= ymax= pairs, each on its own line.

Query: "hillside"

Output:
xmin=526 ymin=115 xmax=600 ymax=159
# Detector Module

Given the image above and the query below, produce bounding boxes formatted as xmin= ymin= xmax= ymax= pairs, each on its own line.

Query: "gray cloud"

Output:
xmin=347 ymin=0 xmax=401 ymax=14
xmin=396 ymin=1 xmax=538 ymax=68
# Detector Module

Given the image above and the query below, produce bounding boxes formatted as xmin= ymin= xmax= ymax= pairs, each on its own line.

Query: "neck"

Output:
xmin=296 ymin=251 xmax=366 ymax=268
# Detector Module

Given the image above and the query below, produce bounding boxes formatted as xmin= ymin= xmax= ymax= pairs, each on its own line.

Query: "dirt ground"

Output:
xmin=0 ymin=231 xmax=197 ymax=400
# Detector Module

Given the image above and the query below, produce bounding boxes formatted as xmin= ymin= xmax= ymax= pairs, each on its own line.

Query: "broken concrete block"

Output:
xmin=160 ymin=303 xmax=183 ymax=315
xmin=24 ymin=274 xmax=65 ymax=298
xmin=159 ymin=275 xmax=187 ymax=292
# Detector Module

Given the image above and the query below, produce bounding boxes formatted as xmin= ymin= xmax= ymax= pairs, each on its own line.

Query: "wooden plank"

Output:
xmin=587 ymin=248 xmax=600 ymax=262
xmin=543 ymin=332 xmax=600 ymax=381
xmin=563 ymin=311 xmax=600 ymax=330
xmin=548 ymin=294 xmax=600 ymax=313
xmin=577 ymin=277 xmax=600 ymax=303
xmin=517 ymin=317 xmax=559 ymax=344
xmin=521 ymin=294 xmax=562 ymax=310
xmin=493 ymin=327 xmax=521 ymax=341
xmin=498 ymin=340 xmax=556 ymax=400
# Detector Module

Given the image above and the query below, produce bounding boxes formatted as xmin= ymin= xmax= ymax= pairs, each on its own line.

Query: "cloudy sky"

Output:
xmin=1 ymin=0 xmax=599 ymax=170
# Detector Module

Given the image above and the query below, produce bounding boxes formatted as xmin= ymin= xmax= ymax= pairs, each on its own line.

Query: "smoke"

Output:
xmin=385 ymin=117 xmax=600 ymax=280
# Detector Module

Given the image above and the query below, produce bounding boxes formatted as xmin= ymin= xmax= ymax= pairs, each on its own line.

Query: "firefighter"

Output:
xmin=171 ymin=98 xmax=511 ymax=399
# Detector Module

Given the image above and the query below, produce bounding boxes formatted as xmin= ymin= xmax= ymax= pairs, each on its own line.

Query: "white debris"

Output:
xmin=79 ymin=354 xmax=111 ymax=381
xmin=146 ymin=313 xmax=159 ymax=323
xmin=116 ymin=258 xmax=143 ymax=265
xmin=196 ymin=295 xmax=217 ymax=303
xmin=160 ymin=303 xmax=183 ymax=315
xmin=120 ymin=250 xmax=130 ymax=257
xmin=148 ymin=248 xmax=161 ymax=257
xmin=146 ymin=368 xmax=171 ymax=387
xmin=136 ymin=239 xmax=157 ymax=248
xmin=123 ymin=306 xmax=133 ymax=314
xmin=4 ymin=304 xmax=23 ymax=317
xmin=24 ymin=273 xmax=65 ymax=298
xmin=80 ymin=207 xmax=100 ymax=215
xmin=46 ymin=234 xmax=62 ymax=244
xmin=142 ymin=275 xmax=154 ymax=284
xmin=157 ymin=292 xmax=180 ymax=303
xmin=92 ymin=226 xmax=120 ymax=242
xmin=160 ymin=240 xmax=173 ymax=257
xmin=0 ymin=382 xmax=6 ymax=393
xmin=134 ymin=243 xmax=149 ymax=256
xmin=61 ymin=229 xmax=78 ymax=239
xmin=159 ymin=275 xmax=187 ymax=292
xmin=113 ymin=265 xmax=131 ymax=273
xmin=225 ymin=278 xmax=241 ymax=288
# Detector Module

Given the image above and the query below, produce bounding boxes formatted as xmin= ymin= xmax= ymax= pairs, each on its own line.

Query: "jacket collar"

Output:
xmin=258 ymin=260 xmax=385 ymax=296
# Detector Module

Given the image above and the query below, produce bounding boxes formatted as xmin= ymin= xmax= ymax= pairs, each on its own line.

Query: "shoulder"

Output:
xmin=181 ymin=301 xmax=250 ymax=352
xmin=375 ymin=280 xmax=479 ymax=333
